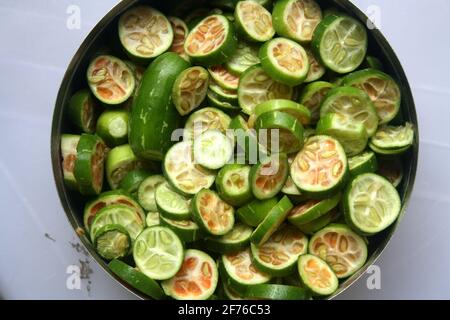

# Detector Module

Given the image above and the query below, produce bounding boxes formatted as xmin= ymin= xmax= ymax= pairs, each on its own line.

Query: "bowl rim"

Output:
xmin=51 ymin=0 xmax=419 ymax=300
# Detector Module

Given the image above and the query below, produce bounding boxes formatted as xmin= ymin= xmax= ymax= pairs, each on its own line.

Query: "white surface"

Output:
xmin=0 ymin=0 xmax=449 ymax=300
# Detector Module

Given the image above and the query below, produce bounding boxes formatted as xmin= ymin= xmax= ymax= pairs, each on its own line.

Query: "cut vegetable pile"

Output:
xmin=60 ymin=0 xmax=415 ymax=300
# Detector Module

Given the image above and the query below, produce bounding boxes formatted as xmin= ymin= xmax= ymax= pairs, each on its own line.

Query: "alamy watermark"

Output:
xmin=66 ymin=5 xmax=81 ymax=30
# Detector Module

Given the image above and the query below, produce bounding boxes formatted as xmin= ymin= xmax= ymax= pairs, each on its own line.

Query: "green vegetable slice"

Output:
xmin=168 ymin=16 xmax=190 ymax=61
xmin=119 ymin=169 xmax=153 ymax=199
xmin=118 ymin=6 xmax=173 ymax=61
xmin=163 ymin=141 xmax=216 ymax=196
xmin=369 ymin=143 xmax=411 ymax=156
xmin=184 ymin=107 xmax=231 ymax=141
xmin=377 ymin=156 xmax=403 ymax=188
xmin=184 ymin=15 xmax=237 ymax=66
xmin=344 ymin=173 xmax=401 ymax=235
xmin=244 ymin=284 xmax=311 ymax=300
xmin=316 ymin=113 xmax=369 ymax=156
xmin=298 ymin=254 xmax=338 ymax=296
xmin=251 ymin=196 xmax=293 ymax=246
xmin=106 ymin=144 xmax=143 ymax=190
xmin=90 ymin=204 xmax=145 ymax=242
xmin=291 ymin=135 xmax=348 ymax=197
xmin=137 ymin=175 xmax=166 ymax=212
xmin=172 ymin=67 xmax=210 ymax=116
xmin=108 ymin=259 xmax=166 ymax=299
xmin=226 ymin=41 xmax=260 ymax=75
xmin=222 ymin=279 xmax=245 ymax=300
xmin=93 ymin=224 xmax=131 ymax=260
xmin=348 ymin=151 xmax=378 ymax=177
xmin=236 ymin=197 xmax=278 ymax=227
xmin=159 ymin=216 xmax=203 ymax=243
xmin=192 ymin=189 xmax=235 ymax=236
xmin=299 ymin=81 xmax=334 ymax=123
xmin=162 ymin=249 xmax=218 ymax=300
xmin=250 ymin=153 xmax=289 ymax=200
xmin=96 ymin=110 xmax=129 ymax=147
xmin=215 ymin=164 xmax=254 ymax=206
xmin=83 ymin=190 xmax=145 ymax=232
xmin=309 ymin=224 xmax=368 ymax=279
xmin=208 ymin=65 xmax=240 ymax=90
xmin=61 ymin=134 xmax=80 ymax=190
xmin=208 ymin=81 xmax=239 ymax=105
xmin=235 ymin=1 xmax=275 ymax=42
xmin=146 ymin=211 xmax=160 ymax=227
xmin=296 ymin=208 xmax=340 ymax=235
xmin=206 ymin=89 xmax=240 ymax=111
xmin=288 ymin=192 xmax=341 ymax=226
xmin=370 ymin=123 xmax=414 ymax=150
xmin=342 ymin=69 xmax=401 ymax=124
xmin=74 ymin=134 xmax=107 ymax=195
xmin=87 ymin=55 xmax=135 ymax=105
xmin=255 ymin=99 xmax=311 ymax=126
xmin=193 ymin=130 xmax=234 ymax=170
xmin=320 ymin=86 xmax=379 ymax=137
xmin=251 ymin=224 xmax=307 ymax=276
xmin=133 ymin=226 xmax=184 ymax=280
xmin=362 ymin=56 xmax=384 ymax=71
xmin=238 ymin=65 xmax=294 ymax=115
xmin=155 ymin=182 xmax=191 ymax=221
xmin=203 ymin=223 xmax=253 ymax=254
xmin=272 ymin=0 xmax=323 ymax=43
xmin=259 ymin=37 xmax=310 ymax=86
xmin=67 ymin=89 xmax=96 ymax=133
xmin=221 ymin=248 xmax=271 ymax=293
xmin=305 ymin=47 xmax=325 ymax=83
xmin=255 ymin=111 xmax=304 ymax=154
xmin=312 ymin=14 xmax=367 ymax=74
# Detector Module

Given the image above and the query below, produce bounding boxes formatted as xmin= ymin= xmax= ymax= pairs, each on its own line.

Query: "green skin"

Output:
xmin=96 ymin=110 xmax=129 ymax=147
xmin=192 ymin=189 xmax=235 ymax=236
xmin=108 ymin=259 xmax=166 ymax=299
xmin=206 ymin=90 xmax=240 ymax=111
xmin=295 ymin=208 xmax=340 ymax=235
xmin=185 ymin=15 xmax=238 ymax=67
xmin=254 ymin=111 xmax=305 ymax=155
xmin=159 ymin=216 xmax=204 ymax=243
xmin=83 ymin=190 xmax=145 ymax=232
xmin=369 ymin=142 xmax=411 ymax=155
xmin=250 ymin=196 xmax=293 ymax=246
xmin=67 ymin=89 xmax=96 ymax=133
xmin=94 ymin=224 xmax=131 ymax=260
xmin=244 ymin=284 xmax=311 ymax=300
xmin=298 ymin=254 xmax=338 ymax=296
xmin=203 ymin=226 xmax=252 ymax=254
xmin=73 ymin=134 xmax=106 ymax=196
xmin=288 ymin=192 xmax=341 ymax=227
xmin=255 ymin=99 xmax=311 ymax=126
xmin=129 ymin=53 xmax=190 ymax=161
xmin=155 ymin=183 xmax=192 ymax=221
xmin=118 ymin=169 xmax=153 ymax=199
xmin=259 ymin=38 xmax=310 ymax=86
xmin=236 ymin=197 xmax=278 ymax=227
xmin=362 ymin=56 xmax=384 ymax=71
xmin=349 ymin=152 xmax=378 ymax=177
xmin=312 ymin=14 xmax=367 ymax=74
xmin=106 ymin=144 xmax=141 ymax=190
xmin=209 ymin=82 xmax=239 ymax=104
xmin=215 ymin=164 xmax=254 ymax=207
xmin=225 ymin=41 xmax=260 ymax=75
xmin=342 ymin=68 xmax=401 ymax=124
xmin=250 ymin=153 xmax=289 ymax=200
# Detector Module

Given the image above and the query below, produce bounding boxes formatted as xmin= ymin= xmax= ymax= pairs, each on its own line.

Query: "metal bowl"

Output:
xmin=51 ymin=0 xmax=419 ymax=299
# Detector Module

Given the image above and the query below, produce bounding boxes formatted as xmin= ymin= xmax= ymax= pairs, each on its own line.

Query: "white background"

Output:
xmin=0 ymin=0 xmax=449 ymax=299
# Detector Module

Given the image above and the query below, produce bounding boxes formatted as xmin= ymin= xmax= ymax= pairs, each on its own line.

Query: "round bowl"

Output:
xmin=51 ymin=0 xmax=419 ymax=299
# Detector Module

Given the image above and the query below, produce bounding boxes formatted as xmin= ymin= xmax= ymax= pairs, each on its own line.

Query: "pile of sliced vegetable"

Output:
xmin=60 ymin=0 xmax=415 ymax=300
